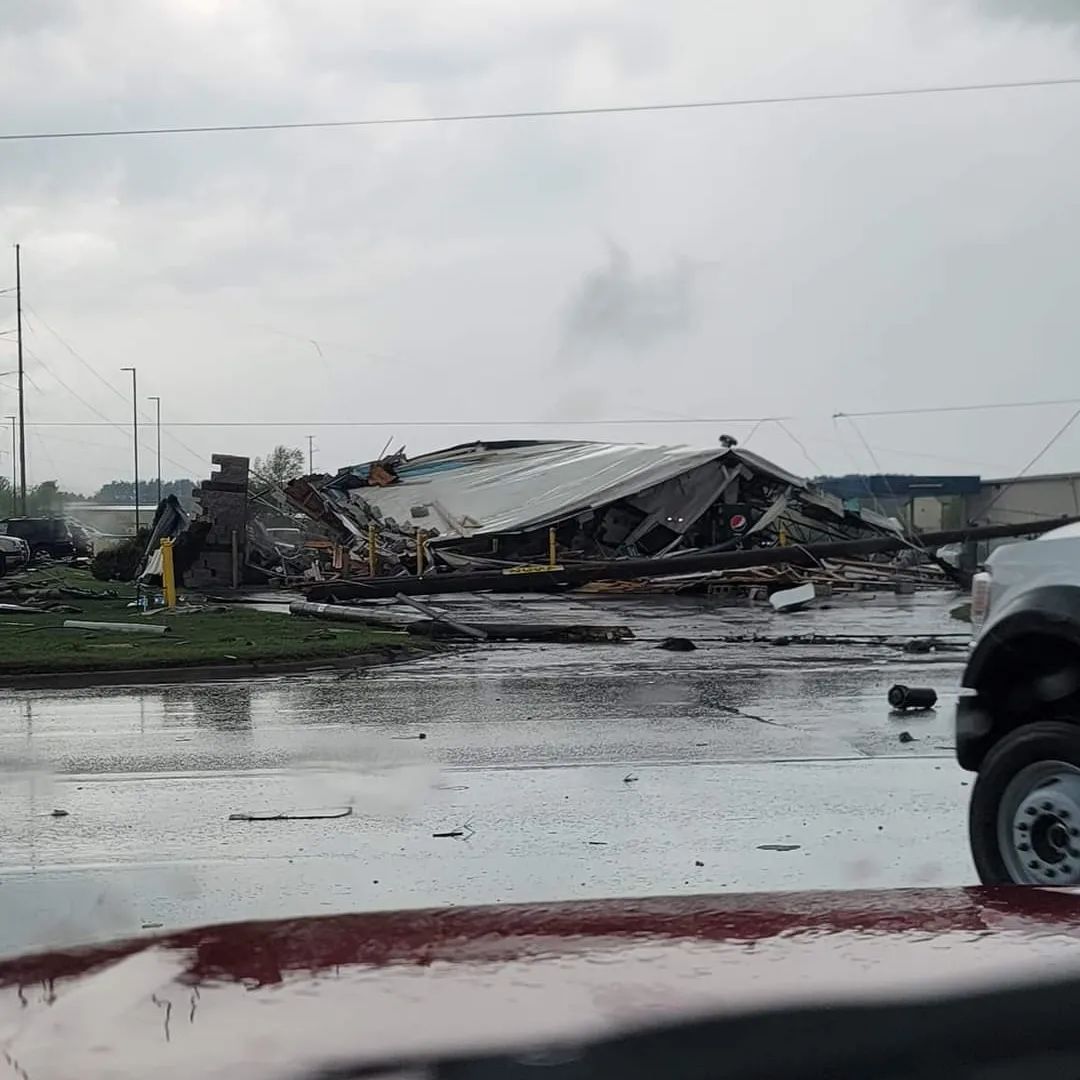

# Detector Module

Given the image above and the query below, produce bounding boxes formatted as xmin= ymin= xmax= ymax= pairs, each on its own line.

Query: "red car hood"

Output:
xmin=3 ymin=887 xmax=1080 ymax=1079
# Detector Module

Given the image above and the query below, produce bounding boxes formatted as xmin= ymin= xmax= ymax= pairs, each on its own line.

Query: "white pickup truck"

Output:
xmin=959 ymin=522 xmax=1080 ymax=884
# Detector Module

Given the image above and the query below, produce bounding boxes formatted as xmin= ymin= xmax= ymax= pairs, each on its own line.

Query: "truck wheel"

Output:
xmin=970 ymin=721 xmax=1080 ymax=885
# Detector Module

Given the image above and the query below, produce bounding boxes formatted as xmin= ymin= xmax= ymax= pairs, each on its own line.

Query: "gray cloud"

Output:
xmin=971 ymin=0 xmax=1080 ymax=24
xmin=562 ymin=244 xmax=698 ymax=353
xmin=3 ymin=0 xmax=1080 ymax=491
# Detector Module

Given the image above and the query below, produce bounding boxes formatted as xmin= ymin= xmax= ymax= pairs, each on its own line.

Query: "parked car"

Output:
xmin=0 ymin=532 xmax=30 ymax=576
xmin=958 ymin=521 xmax=1080 ymax=884
xmin=0 ymin=516 xmax=86 ymax=560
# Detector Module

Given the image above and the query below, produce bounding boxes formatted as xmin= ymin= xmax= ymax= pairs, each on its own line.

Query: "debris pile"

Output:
xmin=578 ymin=555 xmax=956 ymax=597
xmin=270 ymin=439 xmax=914 ymax=592
xmin=141 ymin=439 xmax=1077 ymax=597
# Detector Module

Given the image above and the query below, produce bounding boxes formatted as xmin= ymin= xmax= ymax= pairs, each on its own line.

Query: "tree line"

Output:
xmin=0 ymin=445 xmax=310 ymax=517
xmin=0 ymin=477 xmax=198 ymax=517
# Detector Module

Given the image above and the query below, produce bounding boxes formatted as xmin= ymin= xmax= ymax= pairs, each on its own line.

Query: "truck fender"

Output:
xmin=959 ymin=585 xmax=1080 ymax=769
xmin=966 ymin=585 xmax=1080 ymax=687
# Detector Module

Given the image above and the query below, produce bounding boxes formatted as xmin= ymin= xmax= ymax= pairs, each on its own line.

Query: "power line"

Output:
xmin=2 ymin=75 xmax=1079 ymax=143
xmin=835 ymin=396 xmax=1080 ymax=418
xmin=23 ymin=346 xmax=128 ymax=433
xmin=20 ymin=416 xmax=779 ymax=428
xmin=993 ymin=406 xmax=1080 ymax=488
xmin=771 ymin=418 xmax=827 ymax=477
xmin=20 ymin=394 xmax=1080 ymax=429
xmin=981 ymin=406 xmax=1080 ymax=517
xmin=22 ymin=347 xmax=195 ymax=475
xmin=23 ymin=307 xmax=206 ymax=471
xmin=23 ymin=308 xmax=130 ymax=406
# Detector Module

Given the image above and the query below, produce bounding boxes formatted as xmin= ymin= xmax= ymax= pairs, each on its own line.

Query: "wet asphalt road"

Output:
xmin=0 ymin=591 xmax=973 ymax=956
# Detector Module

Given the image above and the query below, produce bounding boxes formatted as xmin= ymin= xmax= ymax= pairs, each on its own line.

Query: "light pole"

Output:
xmin=147 ymin=395 xmax=161 ymax=506
xmin=4 ymin=415 xmax=14 ymax=516
xmin=121 ymin=367 xmax=139 ymax=532
xmin=15 ymin=244 xmax=26 ymax=515
xmin=307 ymin=434 xmax=314 ymax=475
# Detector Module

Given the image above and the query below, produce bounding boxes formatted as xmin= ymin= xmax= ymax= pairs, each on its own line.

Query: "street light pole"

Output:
xmin=147 ymin=395 xmax=161 ymax=506
xmin=4 ymin=415 xmax=14 ymax=516
xmin=307 ymin=434 xmax=314 ymax=475
xmin=121 ymin=367 xmax=139 ymax=532
xmin=15 ymin=244 xmax=26 ymax=515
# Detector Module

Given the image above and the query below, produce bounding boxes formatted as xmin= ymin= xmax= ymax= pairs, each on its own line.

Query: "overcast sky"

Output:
xmin=2 ymin=0 xmax=1080 ymax=493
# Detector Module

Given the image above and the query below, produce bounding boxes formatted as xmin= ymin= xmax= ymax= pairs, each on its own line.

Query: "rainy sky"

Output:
xmin=2 ymin=0 xmax=1079 ymax=491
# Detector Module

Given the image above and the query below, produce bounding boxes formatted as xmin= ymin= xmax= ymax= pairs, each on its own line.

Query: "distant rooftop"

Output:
xmin=818 ymin=474 xmax=982 ymax=500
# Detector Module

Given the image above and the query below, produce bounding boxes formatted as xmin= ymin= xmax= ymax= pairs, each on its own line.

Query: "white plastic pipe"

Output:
xmin=62 ymin=620 xmax=171 ymax=635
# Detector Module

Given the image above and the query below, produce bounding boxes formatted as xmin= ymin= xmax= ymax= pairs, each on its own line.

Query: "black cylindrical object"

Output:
xmin=888 ymin=684 xmax=937 ymax=710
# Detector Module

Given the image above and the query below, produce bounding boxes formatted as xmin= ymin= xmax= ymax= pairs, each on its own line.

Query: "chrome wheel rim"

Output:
xmin=998 ymin=760 xmax=1080 ymax=885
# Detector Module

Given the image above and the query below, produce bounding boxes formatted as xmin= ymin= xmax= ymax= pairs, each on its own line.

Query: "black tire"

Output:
xmin=969 ymin=720 xmax=1080 ymax=884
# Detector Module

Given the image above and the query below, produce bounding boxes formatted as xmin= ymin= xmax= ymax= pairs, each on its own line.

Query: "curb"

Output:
xmin=0 ymin=646 xmax=423 ymax=691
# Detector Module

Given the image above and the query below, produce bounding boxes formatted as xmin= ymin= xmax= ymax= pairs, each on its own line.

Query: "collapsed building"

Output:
xmin=282 ymin=439 xmax=900 ymax=578
xmin=133 ymin=441 xmax=1074 ymax=601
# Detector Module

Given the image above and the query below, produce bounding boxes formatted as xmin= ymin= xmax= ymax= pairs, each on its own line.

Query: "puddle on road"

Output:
xmin=0 ymin=593 xmax=971 ymax=955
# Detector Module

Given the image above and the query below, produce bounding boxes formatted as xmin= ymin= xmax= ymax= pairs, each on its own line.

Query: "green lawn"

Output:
xmin=0 ymin=566 xmax=418 ymax=677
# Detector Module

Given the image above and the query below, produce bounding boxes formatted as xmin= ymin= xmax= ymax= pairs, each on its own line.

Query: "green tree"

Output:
xmin=253 ymin=445 xmax=305 ymax=487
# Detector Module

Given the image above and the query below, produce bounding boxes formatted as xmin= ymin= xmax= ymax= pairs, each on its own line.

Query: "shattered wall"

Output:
xmin=187 ymin=454 xmax=250 ymax=589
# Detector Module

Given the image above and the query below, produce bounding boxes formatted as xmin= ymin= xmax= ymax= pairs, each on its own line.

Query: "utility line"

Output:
xmin=1 ymin=76 xmax=1079 ymax=143
xmin=20 ymin=416 xmax=784 ymax=428
xmin=19 ymin=394 xmax=1080 ymax=428
xmin=23 ymin=346 xmax=195 ymax=475
xmin=835 ymin=397 xmax=1080 ymax=418
xmin=23 ymin=307 xmax=206 ymax=471
xmin=980 ymin=406 xmax=1080 ymax=517
xmin=24 ymin=308 xmax=132 ymax=406
xmin=771 ymin=418 xmax=828 ymax=477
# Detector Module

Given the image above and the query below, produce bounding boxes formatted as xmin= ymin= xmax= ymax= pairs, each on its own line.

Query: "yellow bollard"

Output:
xmin=368 ymin=523 xmax=377 ymax=577
xmin=160 ymin=537 xmax=177 ymax=609
xmin=548 ymin=527 xmax=557 ymax=569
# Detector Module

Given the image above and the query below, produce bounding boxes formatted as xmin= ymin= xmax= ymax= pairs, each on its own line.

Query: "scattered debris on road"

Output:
xmin=228 ymin=808 xmax=354 ymax=821
xmin=769 ymin=582 xmax=816 ymax=613
xmin=950 ymin=602 xmax=972 ymax=623
xmin=715 ymin=704 xmax=785 ymax=727
xmin=432 ymin=822 xmax=476 ymax=840
xmin=757 ymin=844 xmax=801 ymax=852
xmin=888 ymin=685 xmax=938 ymax=711
xmin=656 ymin=637 xmax=697 ymax=652
xmin=290 ymin=599 xmax=633 ymax=643
xmin=623 ymin=773 xmax=639 ymax=784
xmin=49 ymin=809 xmax=69 ymax=818
xmin=898 ymin=731 xmax=917 ymax=744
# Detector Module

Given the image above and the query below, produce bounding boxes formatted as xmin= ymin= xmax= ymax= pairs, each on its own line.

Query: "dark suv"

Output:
xmin=0 ymin=517 xmax=89 ymax=560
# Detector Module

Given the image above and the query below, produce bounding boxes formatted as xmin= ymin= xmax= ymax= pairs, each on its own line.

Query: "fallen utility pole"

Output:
xmin=394 ymin=591 xmax=487 ymax=640
xmin=305 ymin=516 xmax=1076 ymax=603
xmin=289 ymin=599 xmax=632 ymax=643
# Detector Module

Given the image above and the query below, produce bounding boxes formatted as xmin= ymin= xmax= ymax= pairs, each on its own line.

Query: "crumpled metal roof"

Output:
xmin=324 ymin=440 xmax=805 ymax=541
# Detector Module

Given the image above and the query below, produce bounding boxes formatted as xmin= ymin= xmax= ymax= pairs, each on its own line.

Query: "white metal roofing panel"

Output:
xmin=332 ymin=441 xmax=730 ymax=541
